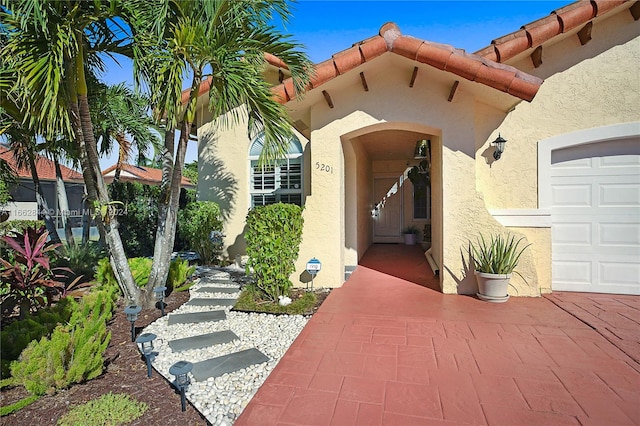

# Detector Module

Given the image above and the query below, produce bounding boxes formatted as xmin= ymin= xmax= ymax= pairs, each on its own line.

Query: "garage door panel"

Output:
xmin=551 ymin=137 xmax=640 ymax=295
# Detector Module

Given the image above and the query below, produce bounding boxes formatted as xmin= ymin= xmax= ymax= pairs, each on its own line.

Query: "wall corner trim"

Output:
xmin=489 ymin=209 xmax=551 ymax=228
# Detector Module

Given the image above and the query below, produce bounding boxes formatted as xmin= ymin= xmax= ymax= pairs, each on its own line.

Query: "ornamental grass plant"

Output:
xmin=470 ymin=233 xmax=531 ymax=276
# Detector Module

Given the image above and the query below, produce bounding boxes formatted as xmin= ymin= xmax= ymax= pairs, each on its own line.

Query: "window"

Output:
xmin=250 ymin=133 xmax=303 ymax=207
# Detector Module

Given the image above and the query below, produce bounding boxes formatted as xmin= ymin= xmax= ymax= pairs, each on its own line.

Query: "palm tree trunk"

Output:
xmin=53 ymin=154 xmax=75 ymax=247
xmin=148 ymin=74 xmax=201 ymax=291
xmin=70 ymin=48 xmax=143 ymax=306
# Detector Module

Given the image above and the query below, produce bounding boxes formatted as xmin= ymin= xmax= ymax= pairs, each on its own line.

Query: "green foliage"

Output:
xmin=107 ymin=182 xmax=160 ymax=257
xmin=245 ymin=203 xmax=304 ymax=302
xmin=178 ymin=201 xmax=224 ymax=264
xmin=183 ymin=160 xmax=198 ymax=185
xmin=470 ymin=233 xmax=531 ymax=275
xmin=57 ymin=392 xmax=148 ymax=426
xmin=54 ymin=241 xmax=106 ymax=283
xmin=0 ymin=179 xmax=10 ymax=206
xmin=1 ymin=297 xmax=76 ymax=378
xmin=234 ymin=285 xmax=317 ymax=315
xmin=167 ymin=258 xmax=195 ymax=291
xmin=96 ymin=257 xmax=193 ymax=291
xmin=0 ymin=394 xmax=40 ymax=416
xmin=10 ymin=288 xmax=115 ymax=396
xmin=128 ymin=257 xmax=153 ymax=288
xmin=0 ymin=220 xmax=44 ymax=238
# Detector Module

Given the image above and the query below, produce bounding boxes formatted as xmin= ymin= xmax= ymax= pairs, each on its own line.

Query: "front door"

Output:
xmin=373 ymin=177 xmax=402 ymax=243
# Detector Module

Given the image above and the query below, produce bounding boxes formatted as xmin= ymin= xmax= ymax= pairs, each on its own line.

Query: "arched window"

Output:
xmin=249 ymin=133 xmax=303 ymax=206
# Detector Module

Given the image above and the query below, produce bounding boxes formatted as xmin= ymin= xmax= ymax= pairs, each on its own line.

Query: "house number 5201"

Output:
xmin=315 ymin=162 xmax=333 ymax=174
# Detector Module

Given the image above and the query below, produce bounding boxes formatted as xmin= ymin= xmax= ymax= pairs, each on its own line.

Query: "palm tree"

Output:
xmin=1 ymin=0 xmax=140 ymax=303
xmin=135 ymin=0 xmax=312 ymax=291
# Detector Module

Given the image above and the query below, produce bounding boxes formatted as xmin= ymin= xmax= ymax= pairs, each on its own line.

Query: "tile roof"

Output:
xmin=183 ymin=0 xmax=633 ymax=107
xmin=474 ymin=0 xmax=630 ymax=62
xmin=273 ymin=22 xmax=543 ymax=104
xmin=0 ymin=146 xmax=84 ymax=183
xmin=102 ymin=163 xmax=195 ymax=188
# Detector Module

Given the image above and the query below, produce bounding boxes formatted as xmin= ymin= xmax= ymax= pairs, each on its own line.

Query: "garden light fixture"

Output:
xmin=492 ymin=134 xmax=507 ymax=160
xmin=153 ymin=286 xmax=167 ymax=316
xmin=169 ymin=360 xmax=193 ymax=412
xmin=135 ymin=333 xmax=157 ymax=378
xmin=124 ymin=305 xmax=141 ymax=342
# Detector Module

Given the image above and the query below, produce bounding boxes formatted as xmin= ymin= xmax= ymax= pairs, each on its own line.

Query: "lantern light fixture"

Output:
xmin=169 ymin=360 xmax=193 ymax=412
xmin=124 ymin=305 xmax=142 ymax=342
xmin=153 ymin=286 xmax=167 ymax=316
xmin=492 ymin=134 xmax=507 ymax=160
xmin=135 ymin=333 xmax=157 ymax=378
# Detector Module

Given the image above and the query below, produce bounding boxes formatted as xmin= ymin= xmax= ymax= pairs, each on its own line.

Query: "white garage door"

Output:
xmin=551 ymin=137 xmax=640 ymax=295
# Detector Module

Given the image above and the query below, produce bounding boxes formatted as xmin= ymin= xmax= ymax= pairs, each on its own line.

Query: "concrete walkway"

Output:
xmin=236 ymin=244 xmax=640 ymax=425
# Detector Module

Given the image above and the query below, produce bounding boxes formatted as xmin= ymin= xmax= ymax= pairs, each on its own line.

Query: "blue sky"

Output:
xmin=99 ymin=0 xmax=573 ymax=168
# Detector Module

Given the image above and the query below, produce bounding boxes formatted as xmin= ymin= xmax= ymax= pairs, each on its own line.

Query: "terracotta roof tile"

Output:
xmin=0 ymin=147 xmax=84 ymax=183
xmin=554 ymin=1 xmax=596 ymax=32
xmin=102 ymin=163 xmax=195 ymax=188
xmin=476 ymin=0 xmax=630 ymax=63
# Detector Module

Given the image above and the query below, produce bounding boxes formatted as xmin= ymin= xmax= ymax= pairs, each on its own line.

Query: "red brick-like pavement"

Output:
xmin=236 ymin=244 xmax=640 ymax=425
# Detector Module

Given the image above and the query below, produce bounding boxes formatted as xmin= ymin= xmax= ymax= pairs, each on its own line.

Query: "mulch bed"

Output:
xmin=1 ymin=285 xmax=331 ymax=425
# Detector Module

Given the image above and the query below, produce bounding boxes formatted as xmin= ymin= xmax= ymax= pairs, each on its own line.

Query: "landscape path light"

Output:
xmin=153 ymin=286 xmax=167 ymax=316
xmin=124 ymin=304 xmax=141 ymax=342
xmin=135 ymin=333 xmax=158 ymax=378
xmin=169 ymin=360 xmax=193 ymax=412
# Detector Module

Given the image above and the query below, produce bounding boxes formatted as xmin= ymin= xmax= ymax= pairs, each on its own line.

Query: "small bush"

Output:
xmin=245 ymin=203 xmax=304 ymax=302
xmin=10 ymin=288 xmax=115 ymax=396
xmin=1 ymin=297 xmax=76 ymax=378
xmin=167 ymin=258 xmax=196 ymax=291
xmin=178 ymin=201 xmax=223 ymax=265
xmin=54 ymin=242 xmax=106 ymax=284
xmin=57 ymin=392 xmax=148 ymax=426
xmin=96 ymin=257 xmax=151 ymax=288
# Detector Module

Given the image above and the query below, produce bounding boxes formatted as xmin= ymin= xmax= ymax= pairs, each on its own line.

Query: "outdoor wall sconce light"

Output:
xmin=492 ymin=134 xmax=507 ymax=160
xmin=153 ymin=286 xmax=167 ymax=316
xmin=169 ymin=360 xmax=193 ymax=412
xmin=135 ymin=333 xmax=157 ymax=378
xmin=413 ymin=139 xmax=430 ymax=159
xmin=124 ymin=305 xmax=141 ymax=342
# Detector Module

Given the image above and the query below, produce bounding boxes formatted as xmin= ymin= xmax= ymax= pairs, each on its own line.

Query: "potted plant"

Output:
xmin=403 ymin=225 xmax=419 ymax=245
xmin=470 ymin=233 xmax=530 ymax=303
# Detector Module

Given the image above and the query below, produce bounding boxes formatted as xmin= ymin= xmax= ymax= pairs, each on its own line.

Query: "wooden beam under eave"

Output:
xmin=359 ymin=72 xmax=369 ymax=92
xmin=630 ymin=1 xmax=640 ymax=20
xmin=531 ymin=46 xmax=543 ymax=68
xmin=409 ymin=67 xmax=418 ymax=88
xmin=447 ymin=81 xmax=459 ymax=102
xmin=577 ymin=22 xmax=592 ymax=45
xmin=322 ymin=90 xmax=334 ymax=108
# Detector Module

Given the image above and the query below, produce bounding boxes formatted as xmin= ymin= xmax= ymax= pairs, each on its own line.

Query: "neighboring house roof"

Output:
xmin=0 ymin=146 xmax=84 ymax=183
xmin=102 ymin=163 xmax=195 ymax=189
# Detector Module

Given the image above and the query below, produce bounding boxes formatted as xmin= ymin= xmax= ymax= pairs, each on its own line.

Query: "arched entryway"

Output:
xmin=341 ymin=122 xmax=443 ymax=291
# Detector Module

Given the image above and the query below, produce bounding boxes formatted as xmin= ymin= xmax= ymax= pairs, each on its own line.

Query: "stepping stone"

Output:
xmin=168 ymin=330 xmax=239 ymax=352
xmin=195 ymin=286 xmax=240 ymax=294
xmin=185 ymin=298 xmax=236 ymax=307
xmin=191 ymin=348 xmax=269 ymax=381
xmin=167 ymin=310 xmax=226 ymax=325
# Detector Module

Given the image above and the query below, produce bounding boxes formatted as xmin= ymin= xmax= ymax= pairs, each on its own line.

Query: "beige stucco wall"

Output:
xmin=475 ymin=25 xmax=639 ymax=295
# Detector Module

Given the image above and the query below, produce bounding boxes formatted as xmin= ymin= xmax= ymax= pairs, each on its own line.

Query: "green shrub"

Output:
xmin=178 ymin=200 xmax=223 ymax=264
xmin=57 ymin=392 xmax=147 ymax=426
xmin=10 ymin=288 xmax=115 ymax=396
xmin=167 ymin=258 xmax=196 ymax=291
xmin=245 ymin=203 xmax=304 ymax=302
xmin=1 ymin=297 xmax=76 ymax=378
xmin=97 ymin=257 xmax=193 ymax=291
xmin=54 ymin=242 xmax=106 ymax=284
